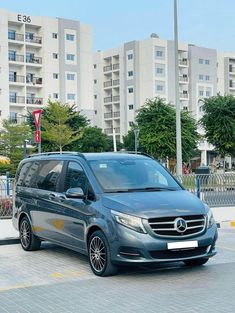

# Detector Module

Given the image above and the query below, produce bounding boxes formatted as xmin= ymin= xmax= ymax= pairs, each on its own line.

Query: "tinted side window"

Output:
xmin=35 ymin=160 xmax=64 ymax=191
xmin=64 ymin=162 xmax=89 ymax=194
xmin=16 ymin=162 xmax=32 ymax=186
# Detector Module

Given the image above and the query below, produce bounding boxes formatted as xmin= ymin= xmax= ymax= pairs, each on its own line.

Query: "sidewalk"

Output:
xmin=0 ymin=219 xmax=19 ymax=244
xmin=0 ymin=207 xmax=234 ymax=243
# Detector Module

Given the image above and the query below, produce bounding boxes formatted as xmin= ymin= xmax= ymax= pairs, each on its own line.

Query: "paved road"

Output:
xmin=0 ymin=229 xmax=235 ymax=313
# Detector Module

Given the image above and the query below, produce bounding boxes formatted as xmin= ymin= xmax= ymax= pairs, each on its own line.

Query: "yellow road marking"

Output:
xmin=50 ymin=270 xmax=83 ymax=279
xmin=0 ymin=284 xmax=32 ymax=292
xmin=217 ymin=245 xmax=235 ymax=252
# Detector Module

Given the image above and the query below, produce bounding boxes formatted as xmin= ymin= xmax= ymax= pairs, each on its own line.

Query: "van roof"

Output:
xmin=27 ymin=151 xmax=152 ymax=161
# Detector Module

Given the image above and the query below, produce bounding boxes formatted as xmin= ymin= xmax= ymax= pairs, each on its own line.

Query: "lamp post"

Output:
xmin=134 ymin=128 xmax=140 ymax=154
xmin=174 ymin=0 xmax=183 ymax=175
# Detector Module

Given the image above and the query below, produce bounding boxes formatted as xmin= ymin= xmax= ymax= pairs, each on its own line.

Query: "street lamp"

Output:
xmin=134 ymin=128 xmax=140 ymax=154
xmin=23 ymin=139 xmax=30 ymax=158
xmin=174 ymin=0 xmax=183 ymax=175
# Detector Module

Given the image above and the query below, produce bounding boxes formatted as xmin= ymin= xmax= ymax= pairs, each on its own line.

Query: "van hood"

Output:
xmin=102 ymin=190 xmax=207 ymax=219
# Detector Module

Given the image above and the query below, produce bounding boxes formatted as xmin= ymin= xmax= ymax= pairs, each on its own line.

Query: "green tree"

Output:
xmin=200 ymin=94 xmax=235 ymax=157
xmin=74 ymin=126 xmax=112 ymax=152
xmin=135 ymin=97 xmax=199 ymax=161
xmin=27 ymin=100 xmax=88 ymax=152
xmin=0 ymin=120 xmax=32 ymax=175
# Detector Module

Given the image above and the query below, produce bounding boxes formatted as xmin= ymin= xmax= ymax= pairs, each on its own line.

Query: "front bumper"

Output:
xmin=110 ymin=223 xmax=218 ymax=265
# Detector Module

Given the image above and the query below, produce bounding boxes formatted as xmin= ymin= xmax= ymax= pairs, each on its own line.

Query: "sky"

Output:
xmin=1 ymin=0 xmax=235 ymax=52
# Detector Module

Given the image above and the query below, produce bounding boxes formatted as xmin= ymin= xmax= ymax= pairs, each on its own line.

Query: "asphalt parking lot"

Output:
xmin=0 ymin=229 xmax=235 ymax=313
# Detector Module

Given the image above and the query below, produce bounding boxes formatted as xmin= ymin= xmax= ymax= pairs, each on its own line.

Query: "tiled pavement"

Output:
xmin=0 ymin=229 xmax=235 ymax=313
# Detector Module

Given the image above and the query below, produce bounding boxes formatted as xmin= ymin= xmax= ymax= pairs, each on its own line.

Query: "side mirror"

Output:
xmin=65 ymin=187 xmax=85 ymax=199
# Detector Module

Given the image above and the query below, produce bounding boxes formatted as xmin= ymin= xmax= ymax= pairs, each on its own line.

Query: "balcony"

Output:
xmin=104 ymin=111 xmax=120 ymax=119
xmin=103 ymin=64 xmax=112 ymax=72
xmin=113 ymin=63 xmax=119 ymax=71
xmin=26 ymin=56 xmax=42 ymax=65
xmin=180 ymin=92 xmax=189 ymax=99
xmin=26 ymin=77 xmax=43 ymax=85
xmin=8 ymin=32 xmax=24 ymax=42
xmin=113 ymin=95 xmax=120 ymax=102
xmin=104 ymin=96 xmax=112 ymax=103
xmin=9 ymin=75 xmax=25 ymax=83
xmin=104 ymin=80 xmax=112 ymax=88
xmin=104 ymin=127 xmax=120 ymax=135
xmin=113 ymin=111 xmax=120 ymax=118
xmin=104 ymin=112 xmax=112 ymax=119
xmin=26 ymin=97 xmax=43 ymax=105
xmin=179 ymin=59 xmax=188 ymax=66
xmin=8 ymin=54 xmax=24 ymax=63
xmin=9 ymin=96 xmax=25 ymax=104
xmin=179 ymin=76 xmax=188 ymax=83
xmin=113 ymin=79 xmax=120 ymax=86
xmin=25 ymin=35 xmax=42 ymax=45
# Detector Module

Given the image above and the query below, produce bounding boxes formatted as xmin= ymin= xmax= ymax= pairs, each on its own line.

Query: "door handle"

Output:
xmin=49 ymin=193 xmax=56 ymax=200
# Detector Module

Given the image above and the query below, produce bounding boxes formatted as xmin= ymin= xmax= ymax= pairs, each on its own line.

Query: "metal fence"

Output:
xmin=175 ymin=173 xmax=235 ymax=207
xmin=0 ymin=177 xmax=14 ymax=219
xmin=0 ymin=173 xmax=234 ymax=219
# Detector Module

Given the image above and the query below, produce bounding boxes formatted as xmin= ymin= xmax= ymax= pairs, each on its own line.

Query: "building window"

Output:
xmin=155 ymin=47 xmax=165 ymax=59
xmin=53 ymin=73 xmax=58 ymax=79
xmin=205 ymin=91 xmax=210 ymax=97
xmin=155 ymin=81 xmax=165 ymax=94
xmin=94 ymin=95 xmax=97 ymax=99
xmin=52 ymin=33 xmax=58 ymax=39
xmin=94 ymin=79 xmax=97 ymax=84
xmin=93 ymin=64 xmax=97 ymax=69
xmin=67 ymin=93 xmax=75 ymax=100
xmin=199 ymin=74 xmax=204 ymax=80
xmin=66 ymin=34 xmax=75 ymax=41
xmin=128 ymin=87 xmax=134 ymax=93
xmin=67 ymin=73 xmax=75 ymax=80
xmin=8 ymin=30 xmax=16 ymax=40
xmin=10 ymin=112 xmax=17 ymax=123
xmin=155 ymin=64 xmax=165 ymax=76
xmin=199 ymin=90 xmax=204 ymax=96
xmin=53 ymin=53 xmax=58 ymax=59
xmin=53 ymin=93 xmax=59 ymax=99
xmin=199 ymin=58 xmax=203 ymax=64
xmin=129 ymin=121 xmax=134 ymax=127
xmin=8 ymin=50 xmax=16 ymax=61
xmin=128 ymin=71 xmax=134 ymax=77
xmin=128 ymin=105 xmax=134 ymax=110
xmin=66 ymin=54 xmax=75 ymax=61
xmin=205 ymin=59 xmax=210 ymax=65
xmin=183 ymin=106 xmax=188 ymax=111
xmin=205 ymin=75 xmax=210 ymax=81
xmin=127 ymin=54 xmax=133 ymax=60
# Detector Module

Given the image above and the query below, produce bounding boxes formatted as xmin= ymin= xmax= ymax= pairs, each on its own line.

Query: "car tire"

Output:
xmin=184 ymin=257 xmax=209 ymax=266
xmin=20 ymin=216 xmax=41 ymax=251
xmin=88 ymin=230 xmax=118 ymax=277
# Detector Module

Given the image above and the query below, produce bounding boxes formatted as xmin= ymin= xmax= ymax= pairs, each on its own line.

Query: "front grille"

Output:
xmin=148 ymin=215 xmax=206 ymax=238
xmin=149 ymin=246 xmax=208 ymax=259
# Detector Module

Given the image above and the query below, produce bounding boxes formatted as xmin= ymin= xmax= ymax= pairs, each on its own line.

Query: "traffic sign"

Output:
xmin=34 ymin=130 xmax=41 ymax=143
xmin=33 ymin=109 xmax=43 ymax=129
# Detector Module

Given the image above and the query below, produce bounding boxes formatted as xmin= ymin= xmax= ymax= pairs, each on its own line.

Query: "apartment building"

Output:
xmin=93 ymin=35 xmax=217 ymax=164
xmin=0 ymin=9 xmax=93 ymax=124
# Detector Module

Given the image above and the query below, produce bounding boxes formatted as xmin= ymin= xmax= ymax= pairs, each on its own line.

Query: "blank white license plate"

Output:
xmin=167 ymin=241 xmax=198 ymax=250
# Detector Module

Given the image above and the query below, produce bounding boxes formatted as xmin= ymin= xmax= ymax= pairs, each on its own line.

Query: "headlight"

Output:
xmin=207 ymin=208 xmax=215 ymax=228
xmin=111 ymin=210 xmax=147 ymax=234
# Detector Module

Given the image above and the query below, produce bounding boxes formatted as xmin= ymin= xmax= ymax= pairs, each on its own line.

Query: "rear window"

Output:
xmin=16 ymin=160 xmax=64 ymax=192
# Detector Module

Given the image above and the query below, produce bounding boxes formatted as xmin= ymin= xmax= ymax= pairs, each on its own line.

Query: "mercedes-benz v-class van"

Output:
xmin=13 ymin=152 xmax=217 ymax=276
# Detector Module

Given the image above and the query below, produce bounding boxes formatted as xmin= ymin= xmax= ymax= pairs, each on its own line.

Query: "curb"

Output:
xmin=216 ymin=221 xmax=235 ymax=229
xmin=0 ymin=237 xmax=20 ymax=246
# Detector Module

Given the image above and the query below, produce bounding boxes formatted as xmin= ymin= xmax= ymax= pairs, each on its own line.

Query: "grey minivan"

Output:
xmin=13 ymin=152 xmax=217 ymax=276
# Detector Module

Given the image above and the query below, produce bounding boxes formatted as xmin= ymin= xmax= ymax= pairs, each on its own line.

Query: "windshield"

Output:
xmin=89 ymin=158 xmax=182 ymax=192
